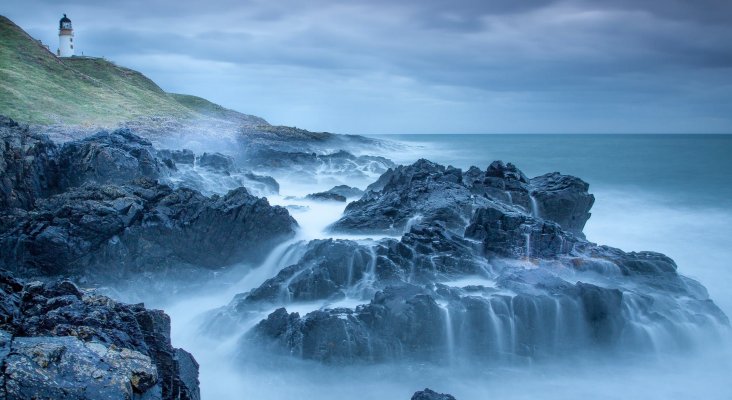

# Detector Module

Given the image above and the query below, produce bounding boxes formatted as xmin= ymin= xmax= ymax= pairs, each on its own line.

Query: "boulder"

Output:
xmin=0 ymin=270 xmax=199 ymax=400
xmin=196 ymin=152 xmax=235 ymax=172
xmin=306 ymin=192 xmax=347 ymax=202
xmin=530 ymin=172 xmax=595 ymax=236
xmin=412 ymin=389 xmax=457 ymax=400
xmin=325 ymin=185 xmax=364 ymax=199
xmin=58 ymin=128 xmax=167 ymax=189
xmin=158 ymin=148 xmax=195 ymax=165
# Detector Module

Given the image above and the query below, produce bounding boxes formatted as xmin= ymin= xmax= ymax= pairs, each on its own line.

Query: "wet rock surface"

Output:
xmin=529 ymin=172 xmax=595 ymax=236
xmin=58 ymin=128 xmax=168 ymax=190
xmin=0 ymin=270 xmax=199 ymax=400
xmin=3 ymin=114 xmax=730 ymax=394
xmin=331 ymin=159 xmax=594 ymax=236
xmin=412 ymin=388 xmax=457 ymax=400
xmin=325 ymin=185 xmax=364 ymax=199
xmin=306 ymin=192 xmax=347 ymax=202
xmin=0 ymin=179 xmax=296 ymax=280
xmin=330 ymin=159 xmax=486 ymax=234
xmin=0 ymin=117 xmax=59 ymax=211
xmin=196 ymin=152 xmax=235 ymax=172
xmin=238 ymin=159 xmax=728 ymax=364
xmin=235 ymin=123 xmax=395 ymax=184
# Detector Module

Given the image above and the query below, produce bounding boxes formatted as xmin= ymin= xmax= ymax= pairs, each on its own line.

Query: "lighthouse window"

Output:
xmin=70 ymin=45 xmax=74 ymax=49
xmin=70 ymin=38 xmax=73 ymax=42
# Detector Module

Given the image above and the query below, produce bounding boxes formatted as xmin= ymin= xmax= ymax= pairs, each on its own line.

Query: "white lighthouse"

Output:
xmin=57 ymin=14 xmax=74 ymax=57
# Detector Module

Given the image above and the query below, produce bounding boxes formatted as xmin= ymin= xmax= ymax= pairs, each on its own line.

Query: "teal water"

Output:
xmin=371 ymin=134 xmax=732 ymax=315
xmin=372 ymin=134 xmax=732 ymax=207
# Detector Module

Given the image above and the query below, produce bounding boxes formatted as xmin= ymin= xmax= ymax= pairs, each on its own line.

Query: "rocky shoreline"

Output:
xmin=0 ymin=270 xmax=199 ymax=399
xmin=1 ymin=115 xmax=729 ymax=398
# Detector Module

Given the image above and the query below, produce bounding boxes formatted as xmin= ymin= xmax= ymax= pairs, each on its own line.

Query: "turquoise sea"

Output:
xmin=371 ymin=134 xmax=732 ymax=315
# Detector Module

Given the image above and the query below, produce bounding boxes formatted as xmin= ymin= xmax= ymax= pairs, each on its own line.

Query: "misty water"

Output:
xmin=147 ymin=134 xmax=731 ymax=399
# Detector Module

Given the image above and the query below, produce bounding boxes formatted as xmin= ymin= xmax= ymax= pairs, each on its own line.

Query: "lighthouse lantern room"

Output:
xmin=58 ymin=14 xmax=74 ymax=57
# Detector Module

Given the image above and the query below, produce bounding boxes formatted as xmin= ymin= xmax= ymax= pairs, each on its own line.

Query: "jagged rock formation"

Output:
xmin=159 ymin=149 xmax=280 ymax=197
xmin=330 ymin=159 xmax=594 ymax=236
xmin=412 ymin=388 xmax=457 ymax=400
xmin=0 ymin=179 xmax=296 ymax=281
xmin=529 ymin=172 xmax=594 ymax=236
xmin=235 ymin=160 xmax=728 ymax=363
xmin=1 ymin=117 xmax=284 ymax=213
xmin=0 ymin=117 xmax=59 ymax=210
xmin=157 ymin=148 xmax=195 ymax=165
xmin=0 ymin=270 xmax=199 ymax=399
xmin=330 ymin=160 xmax=484 ymax=234
xmin=57 ymin=128 xmax=168 ymax=190
xmin=233 ymin=124 xmax=396 ymax=186
xmin=196 ymin=152 xmax=235 ymax=172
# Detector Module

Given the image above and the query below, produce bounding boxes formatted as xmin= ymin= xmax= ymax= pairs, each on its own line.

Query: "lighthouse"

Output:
xmin=57 ymin=14 xmax=74 ymax=57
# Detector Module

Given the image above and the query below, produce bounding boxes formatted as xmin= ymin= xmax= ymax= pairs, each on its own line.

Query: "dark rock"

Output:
xmin=241 ymin=145 xmax=395 ymax=182
xmin=0 ymin=270 xmax=199 ymax=400
xmin=464 ymin=202 xmax=578 ymax=259
xmin=330 ymin=159 xmax=487 ymax=234
xmin=224 ymin=225 xmax=484 ymax=322
xmin=412 ymin=388 xmax=457 ymax=400
xmin=325 ymin=185 xmax=364 ymax=199
xmin=530 ymin=172 xmax=595 ymax=236
xmin=243 ymin=213 xmax=727 ymax=363
xmin=234 ymin=240 xmax=376 ymax=310
xmin=158 ymin=148 xmax=195 ymax=165
xmin=336 ymin=159 xmax=595 ymax=237
xmin=247 ymin=285 xmax=446 ymax=363
xmin=58 ymin=128 xmax=167 ymax=189
xmin=243 ymin=172 xmax=280 ymax=194
xmin=196 ymin=152 xmax=235 ymax=172
xmin=306 ymin=192 xmax=347 ymax=202
xmin=0 ymin=179 xmax=297 ymax=281
xmin=0 ymin=116 xmax=59 ymax=210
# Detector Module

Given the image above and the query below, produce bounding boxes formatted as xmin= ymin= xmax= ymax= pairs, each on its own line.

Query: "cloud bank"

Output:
xmin=5 ymin=0 xmax=732 ymax=133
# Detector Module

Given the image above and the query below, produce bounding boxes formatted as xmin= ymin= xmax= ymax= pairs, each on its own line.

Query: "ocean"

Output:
xmin=159 ymin=133 xmax=732 ymax=400
xmin=371 ymin=134 xmax=732 ymax=316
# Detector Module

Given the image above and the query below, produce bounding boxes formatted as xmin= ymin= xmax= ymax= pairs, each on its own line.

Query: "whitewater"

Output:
xmin=143 ymin=133 xmax=732 ymax=400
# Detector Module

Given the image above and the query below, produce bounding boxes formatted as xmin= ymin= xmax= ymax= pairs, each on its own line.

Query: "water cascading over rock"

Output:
xmin=226 ymin=159 xmax=728 ymax=364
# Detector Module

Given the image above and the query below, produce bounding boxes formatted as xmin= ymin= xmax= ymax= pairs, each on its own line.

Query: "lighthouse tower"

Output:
xmin=57 ymin=14 xmax=74 ymax=57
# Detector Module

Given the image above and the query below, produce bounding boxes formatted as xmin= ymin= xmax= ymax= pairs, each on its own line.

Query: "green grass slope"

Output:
xmin=0 ymin=16 xmax=262 ymax=128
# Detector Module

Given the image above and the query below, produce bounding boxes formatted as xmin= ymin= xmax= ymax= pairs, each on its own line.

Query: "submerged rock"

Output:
xmin=306 ymin=192 xmax=347 ymax=202
xmin=412 ymin=388 xmax=457 ymax=400
xmin=242 ymin=146 xmax=395 ymax=183
xmin=0 ymin=179 xmax=297 ymax=281
xmin=326 ymin=185 xmax=364 ymax=199
xmin=0 ymin=270 xmax=199 ymax=400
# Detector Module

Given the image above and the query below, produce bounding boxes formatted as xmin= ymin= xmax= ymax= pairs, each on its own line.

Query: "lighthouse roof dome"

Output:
xmin=59 ymin=14 xmax=72 ymax=29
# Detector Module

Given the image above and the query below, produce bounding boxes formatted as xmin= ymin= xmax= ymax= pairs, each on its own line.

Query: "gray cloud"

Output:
xmin=3 ymin=0 xmax=732 ymax=133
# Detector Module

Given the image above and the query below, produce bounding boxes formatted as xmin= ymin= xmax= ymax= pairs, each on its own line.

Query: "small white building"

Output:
xmin=57 ymin=14 xmax=74 ymax=57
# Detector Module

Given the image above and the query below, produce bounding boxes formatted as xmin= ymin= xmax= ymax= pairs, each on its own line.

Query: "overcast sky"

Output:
xmin=4 ymin=0 xmax=732 ymax=133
